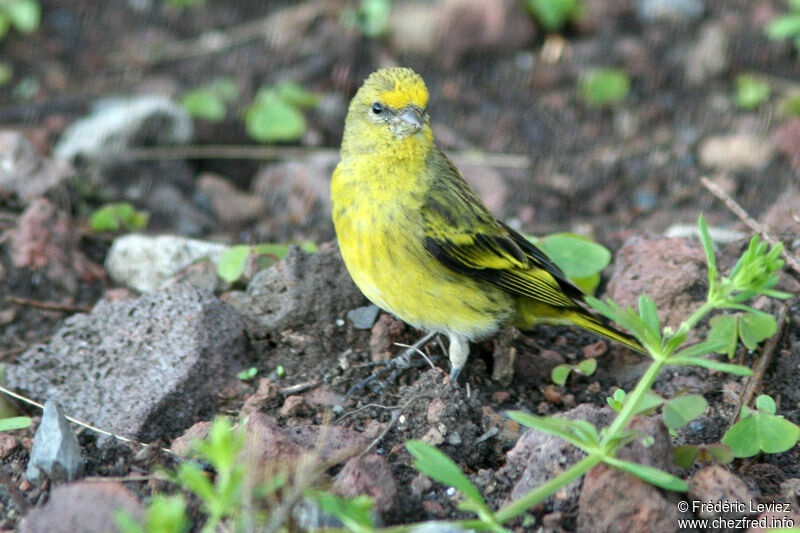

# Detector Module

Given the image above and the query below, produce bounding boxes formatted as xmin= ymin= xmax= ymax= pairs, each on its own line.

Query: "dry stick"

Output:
xmin=6 ymin=296 xmax=92 ymax=314
xmin=730 ymin=304 xmax=789 ymax=425
xmin=700 ymin=176 xmax=800 ymax=276
xmin=0 ymin=384 xmax=173 ymax=455
xmin=120 ymin=145 xmax=532 ymax=170
xmin=359 ymin=395 xmax=433 ymax=458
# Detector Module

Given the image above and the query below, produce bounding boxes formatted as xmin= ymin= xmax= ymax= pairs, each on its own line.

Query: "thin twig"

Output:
xmin=278 ymin=380 xmax=319 ymax=395
xmin=701 ymin=176 xmax=800 ymax=276
xmin=119 ymin=144 xmax=531 ymax=169
xmin=731 ymin=304 xmax=789 ymax=424
xmin=393 ymin=342 xmax=436 ymax=371
xmin=6 ymin=296 xmax=92 ymax=314
xmin=0 ymin=384 xmax=173 ymax=454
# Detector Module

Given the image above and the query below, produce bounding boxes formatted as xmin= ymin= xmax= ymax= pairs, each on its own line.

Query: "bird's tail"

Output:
xmin=516 ymin=301 xmax=645 ymax=354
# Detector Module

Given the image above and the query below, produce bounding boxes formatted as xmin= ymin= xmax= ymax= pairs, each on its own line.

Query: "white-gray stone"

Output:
xmin=26 ymin=401 xmax=84 ymax=484
xmin=105 ymin=234 xmax=229 ymax=293
xmin=53 ymin=95 xmax=192 ymax=162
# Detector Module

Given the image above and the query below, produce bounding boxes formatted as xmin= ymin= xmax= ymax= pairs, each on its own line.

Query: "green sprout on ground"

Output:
xmin=340 ymin=0 xmax=391 ymax=38
xmin=551 ymin=357 xmax=597 ymax=386
xmin=579 ymin=68 xmax=630 ymax=107
xmin=244 ymin=81 xmax=319 ymax=143
xmin=525 ymin=0 xmax=582 ymax=33
xmin=89 ymin=203 xmax=149 ymax=233
xmin=735 ymin=74 xmax=771 ymax=109
xmin=0 ymin=415 xmax=31 ymax=431
xmin=180 ymin=77 xmax=239 ymax=122
xmin=216 ymin=241 xmax=317 ymax=284
xmin=722 ymin=394 xmax=800 ymax=458
xmin=765 ymin=0 xmax=800 ymax=53
xmin=0 ymin=0 xmax=40 ymax=42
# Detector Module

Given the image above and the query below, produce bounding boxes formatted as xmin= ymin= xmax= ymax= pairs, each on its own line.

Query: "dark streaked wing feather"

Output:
xmin=421 ymin=148 xmax=585 ymax=311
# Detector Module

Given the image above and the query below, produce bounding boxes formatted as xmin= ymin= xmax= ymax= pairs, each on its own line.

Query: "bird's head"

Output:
xmin=341 ymin=68 xmax=434 ymax=158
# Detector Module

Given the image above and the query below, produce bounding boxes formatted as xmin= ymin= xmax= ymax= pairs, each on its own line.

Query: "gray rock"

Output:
xmin=225 ymin=244 xmax=365 ymax=333
xmin=105 ymin=234 xmax=229 ymax=293
xmin=504 ymin=404 xmax=615 ymax=511
xmin=637 ymin=0 xmax=703 ymax=22
xmin=26 ymin=401 xmax=84 ymax=484
xmin=698 ymin=134 xmax=774 ymax=171
xmin=347 ymin=304 xmax=381 ymax=330
xmin=53 ymin=95 xmax=192 ymax=162
xmin=0 ymin=131 xmax=74 ymax=203
xmin=685 ymin=22 xmax=729 ymax=84
xmin=19 ymin=481 xmax=144 ymax=533
xmin=5 ymin=284 xmax=252 ymax=441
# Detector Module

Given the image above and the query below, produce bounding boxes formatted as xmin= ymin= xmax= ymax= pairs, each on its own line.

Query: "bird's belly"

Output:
xmin=337 ymin=216 xmax=513 ymax=340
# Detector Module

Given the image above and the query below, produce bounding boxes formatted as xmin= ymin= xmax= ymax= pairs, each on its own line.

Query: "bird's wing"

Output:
xmin=421 ymin=150 xmax=584 ymax=310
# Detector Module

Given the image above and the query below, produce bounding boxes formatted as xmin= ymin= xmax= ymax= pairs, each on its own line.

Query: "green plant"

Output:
xmin=722 ymin=395 xmax=800 ymax=458
xmin=527 ymin=233 xmax=611 ymax=294
xmin=0 ymin=0 xmax=40 ymax=42
xmin=244 ymin=81 xmax=319 ymax=143
xmin=706 ymin=311 xmax=777 ymax=359
xmin=551 ymin=358 xmax=597 ymax=386
xmin=340 ymin=0 xmax=391 ymax=38
xmin=180 ymin=78 xmax=238 ymax=122
xmin=237 ymin=367 xmax=257 ymax=381
xmin=316 ymin=493 xmax=375 ymax=533
xmin=216 ymin=241 xmax=317 ymax=283
xmin=765 ymin=0 xmax=800 ymax=53
xmin=117 ymin=494 xmax=190 ymax=533
xmin=673 ymin=443 xmax=733 ymax=469
xmin=735 ymin=74 xmax=771 ymax=109
xmin=579 ymin=68 xmax=630 ymax=107
xmin=525 ymin=0 xmax=582 ymax=32
xmin=0 ymin=62 xmax=11 ymax=87
xmin=0 ymin=416 xmax=31 ymax=431
xmin=404 ymin=216 xmax=789 ymax=530
xmin=89 ymin=203 xmax=149 ymax=232
xmin=164 ymin=0 xmax=204 ymax=9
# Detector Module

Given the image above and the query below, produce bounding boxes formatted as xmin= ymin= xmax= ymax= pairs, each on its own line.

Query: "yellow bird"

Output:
xmin=331 ymin=67 xmax=642 ymax=381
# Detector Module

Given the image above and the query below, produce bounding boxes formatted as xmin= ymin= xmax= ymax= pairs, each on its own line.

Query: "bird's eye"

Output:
xmin=372 ymin=103 xmax=383 ymax=115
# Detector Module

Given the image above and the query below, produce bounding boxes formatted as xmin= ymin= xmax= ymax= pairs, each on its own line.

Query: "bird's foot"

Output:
xmin=345 ymin=332 xmax=438 ymax=398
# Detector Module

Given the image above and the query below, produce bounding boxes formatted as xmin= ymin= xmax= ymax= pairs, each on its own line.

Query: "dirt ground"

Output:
xmin=1 ymin=0 xmax=800 ymax=531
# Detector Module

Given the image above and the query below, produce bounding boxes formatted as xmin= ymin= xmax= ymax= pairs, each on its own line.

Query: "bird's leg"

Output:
xmin=447 ymin=333 xmax=470 ymax=382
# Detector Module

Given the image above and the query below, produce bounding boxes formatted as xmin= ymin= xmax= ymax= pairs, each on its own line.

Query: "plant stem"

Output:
xmin=490 ymin=453 xmax=603 ymax=524
xmin=599 ymin=358 xmax=664 ymax=448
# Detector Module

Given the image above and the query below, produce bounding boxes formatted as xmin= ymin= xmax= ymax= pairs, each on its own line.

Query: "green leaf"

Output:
xmin=5 ymin=0 xmax=40 ymax=33
xmin=669 ymin=356 xmax=753 ymax=375
xmin=526 ymin=0 xmax=580 ymax=32
xmin=0 ymin=13 xmax=10 ymax=41
xmin=638 ymin=295 xmax=661 ymax=337
xmin=177 ymin=463 xmax=216 ymax=503
xmin=722 ymin=403 xmax=800 ymax=457
xmin=406 ymin=440 xmax=487 ymax=509
xmin=275 ymin=80 xmax=319 ymax=108
xmin=607 ymin=389 xmax=626 ymax=411
xmin=672 ymin=445 xmax=699 ymax=469
xmin=119 ymin=494 xmax=190 ymax=533
xmin=180 ymin=88 xmax=226 ymax=121
xmin=575 ymin=358 xmax=597 ymax=376
xmin=539 ymin=233 xmax=611 ymax=280
xmin=765 ymin=14 xmax=800 ymax=40
xmin=89 ymin=203 xmax=149 ymax=232
xmin=216 ymin=245 xmax=250 ymax=283
xmin=354 ymin=0 xmax=391 ymax=37
xmin=755 ymin=394 xmax=776 ymax=414
xmin=0 ymin=416 xmax=31 ymax=431
xmin=735 ymin=74 xmax=771 ymax=109
xmin=673 ymin=444 xmax=734 ymax=469
xmin=790 ymin=0 xmax=800 ymax=12
xmin=507 ymin=411 xmax=599 ymax=449
xmin=211 ymin=77 xmax=239 ymax=102
xmin=739 ymin=312 xmax=777 ymax=350
xmin=579 ymin=68 xmax=630 ymax=107
xmin=604 ymin=457 xmax=688 ymax=492
xmin=316 ymin=493 xmax=374 ymax=533
xmin=237 ymin=367 xmax=257 ymax=381
xmin=707 ymin=315 xmax=738 ymax=358
xmin=662 ymin=395 xmax=707 ymax=430
xmin=244 ymin=96 xmax=306 ymax=143
xmin=551 ymin=364 xmax=571 ymax=386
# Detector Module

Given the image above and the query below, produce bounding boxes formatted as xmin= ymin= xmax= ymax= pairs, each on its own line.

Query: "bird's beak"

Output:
xmin=397 ymin=106 xmax=425 ymax=134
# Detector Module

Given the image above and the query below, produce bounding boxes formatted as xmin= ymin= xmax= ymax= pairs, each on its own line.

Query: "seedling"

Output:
xmin=525 ymin=0 xmax=582 ymax=32
xmin=579 ymin=68 xmax=630 ymax=107
xmin=216 ymin=242 xmax=317 ymax=283
xmin=551 ymin=358 xmax=597 ymax=386
xmin=0 ymin=0 xmax=40 ymax=42
xmin=735 ymin=74 xmax=771 ymax=109
xmin=89 ymin=203 xmax=149 ymax=232
xmin=180 ymin=78 xmax=238 ymax=122
xmin=765 ymin=0 xmax=800 ymax=53
xmin=244 ymin=81 xmax=318 ymax=143
xmin=722 ymin=394 xmax=800 ymax=457
xmin=673 ymin=443 xmax=733 ymax=469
